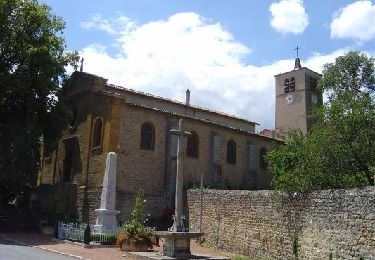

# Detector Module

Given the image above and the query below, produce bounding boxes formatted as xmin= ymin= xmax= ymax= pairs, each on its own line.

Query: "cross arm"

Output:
xmin=170 ymin=129 xmax=192 ymax=136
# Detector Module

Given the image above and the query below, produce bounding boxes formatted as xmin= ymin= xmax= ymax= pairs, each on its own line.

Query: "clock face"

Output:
xmin=285 ymin=94 xmax=294 ymax=104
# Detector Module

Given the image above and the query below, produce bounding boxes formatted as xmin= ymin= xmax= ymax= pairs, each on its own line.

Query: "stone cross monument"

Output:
xmin=153 ymin=119 xmax=203 ymax=257
xmin=170 ymin=119 xmax=191 ymax=232
xmin=94 ymin=152 xmax=119 ymax=232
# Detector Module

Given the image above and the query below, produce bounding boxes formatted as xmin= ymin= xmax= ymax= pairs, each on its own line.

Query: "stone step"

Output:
xmin=127 ymin=252 xmax=231 ymax=260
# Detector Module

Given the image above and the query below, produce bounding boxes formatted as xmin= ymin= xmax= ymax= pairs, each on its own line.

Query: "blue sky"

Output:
xmin=41 ymin=0 xmax=375 ymax=130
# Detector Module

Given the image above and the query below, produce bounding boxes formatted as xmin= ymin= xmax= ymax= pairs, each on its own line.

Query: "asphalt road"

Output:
xmin=0 ymin=239 xmax=77 ymax=260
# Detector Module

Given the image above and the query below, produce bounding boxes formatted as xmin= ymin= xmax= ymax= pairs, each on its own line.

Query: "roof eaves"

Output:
xmin=107 ymin=84 xmax=259 ymax=125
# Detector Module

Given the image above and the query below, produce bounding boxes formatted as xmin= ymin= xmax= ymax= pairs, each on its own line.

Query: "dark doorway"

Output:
xmin=63 ymin=137 xmax=82 ymax=183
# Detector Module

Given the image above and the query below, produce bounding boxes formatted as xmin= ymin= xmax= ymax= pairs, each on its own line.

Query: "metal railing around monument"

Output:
xmin=57 ymin=222 xmax=85 ymax=242
xmin=91 ymin=225 xmax=121 ymax=244
xmin=57 ymin=221 xmax=121 ymax=244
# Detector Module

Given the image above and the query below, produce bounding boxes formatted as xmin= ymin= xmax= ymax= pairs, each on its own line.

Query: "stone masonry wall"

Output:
xmin=116 ymin=104 xmax=275 ymax=221
xmin=187 ymin=188 xmax=375 ymax=260
xmin=116 ymin=105 xmax=168 ymax=221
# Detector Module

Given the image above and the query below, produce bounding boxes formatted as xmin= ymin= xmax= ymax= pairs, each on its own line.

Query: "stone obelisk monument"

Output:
xmin=94 ymin=152 xmax=119 ymax=232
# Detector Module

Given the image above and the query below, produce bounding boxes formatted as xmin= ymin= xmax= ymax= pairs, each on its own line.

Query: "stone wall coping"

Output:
xmin=153 ymin=231 xmax=203 ymax=238
xmin=188 ymin=186 xmax=375 ymax=197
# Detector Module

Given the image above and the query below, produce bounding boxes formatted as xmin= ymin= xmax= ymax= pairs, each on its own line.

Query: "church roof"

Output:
xmin=106 ymin=83 xmax=259 ymax=127
xmin=67 ymin=71 xmax=285 ymax=141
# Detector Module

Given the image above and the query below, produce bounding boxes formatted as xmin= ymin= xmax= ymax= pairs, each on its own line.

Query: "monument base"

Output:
xmin=153 ymin=231 xmax=203 ymax=257
xmin=94 ymin=208 xmax=119 ymax=232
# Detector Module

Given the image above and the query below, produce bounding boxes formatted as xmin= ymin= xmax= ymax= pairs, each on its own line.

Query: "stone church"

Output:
xmin=38 ymin=58 xmax=321 ymax=223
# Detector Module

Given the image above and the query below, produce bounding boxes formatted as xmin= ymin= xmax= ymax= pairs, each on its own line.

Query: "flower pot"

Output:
xmin=121 ymin=240 xmax=149 ymax=252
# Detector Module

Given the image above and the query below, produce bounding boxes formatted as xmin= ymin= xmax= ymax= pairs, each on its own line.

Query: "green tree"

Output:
xmin=319 ymin=52 xmax=375 ymax=186
xmin=0 ymin=0 xmax=79 ymax=201
xmin=267 ymin=51 xmax=375 ymax=192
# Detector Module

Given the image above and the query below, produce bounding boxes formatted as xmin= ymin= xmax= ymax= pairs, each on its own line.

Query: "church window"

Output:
xmin=284 ymin=77 xmax=296 ymax=93
xmin=69 ymin=109 xmax=78 ymax=127
xmin=92 ymin=117 xmax=103 ymax=148
xmin=187 ymin=131 xmax=199 ymax=158
xmin=284 ymin=79 xmax=290 ymax=93
xmin=259 ymin=147 xmax=268 ymax=169
xmin=290 ymin=77 xmax=295 ymax=92
xmin=141 ymin=122 xmax=155 ymax=150
xmin=226 ymin=140 xmax=236 ymax=164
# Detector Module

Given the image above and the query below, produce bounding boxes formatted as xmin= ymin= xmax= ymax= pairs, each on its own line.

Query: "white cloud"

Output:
xmin=80 ymin=13 xmax=135 ymax=35
xmin=304 ymin=49 xmax=348 ymax=73
xmin=331 ymin=1 xmax=375 ymax=42
xmin=269 ymin=0 xmax=309 ymax=34
xmin=79 ymin=12 xmax=343 ymax=130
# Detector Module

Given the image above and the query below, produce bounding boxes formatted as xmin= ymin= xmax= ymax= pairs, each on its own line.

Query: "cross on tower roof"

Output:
xmin=294 ymin=46 xmax=300 ymax=58
xmin=293 ymin=46 xmax=301 ymax=70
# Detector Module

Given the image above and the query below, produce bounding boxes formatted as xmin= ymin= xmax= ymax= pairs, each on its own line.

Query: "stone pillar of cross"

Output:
xmin=170 ymin=119 xmax=191 ymax=232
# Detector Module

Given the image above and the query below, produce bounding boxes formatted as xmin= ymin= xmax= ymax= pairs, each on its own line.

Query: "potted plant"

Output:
xmin=116 ymin=189 xmax=153 ymax=251
xmin=116 ymin=219 xmax=152 ymax=251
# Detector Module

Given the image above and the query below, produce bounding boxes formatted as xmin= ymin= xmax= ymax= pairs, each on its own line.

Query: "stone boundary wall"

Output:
xmin=187 ymin=188 xmax=375 ymax=260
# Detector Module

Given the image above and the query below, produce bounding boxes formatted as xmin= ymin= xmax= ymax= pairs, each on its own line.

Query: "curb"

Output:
xmin=54 ymin=238 xmax=116 ymax=248
xmin=1 ymin=237 xmax=89 ymax=260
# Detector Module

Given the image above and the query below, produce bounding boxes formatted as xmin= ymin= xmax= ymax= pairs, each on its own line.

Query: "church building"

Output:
xmin=38 ymin=58 xmax=320 ymax=223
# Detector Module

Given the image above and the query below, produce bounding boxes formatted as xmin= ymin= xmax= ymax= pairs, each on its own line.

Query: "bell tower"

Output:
xmin=275 ymin=53 xmax=322 ymax=136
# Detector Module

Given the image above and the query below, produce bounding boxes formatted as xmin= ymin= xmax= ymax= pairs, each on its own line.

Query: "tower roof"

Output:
xmin=274 ymin=66 xmax=321 ymax=78
xmin=294 ymin=58 xmax=302 ymax=70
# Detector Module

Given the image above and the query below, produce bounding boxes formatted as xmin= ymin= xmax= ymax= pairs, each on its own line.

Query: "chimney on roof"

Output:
xmin=186 ymin=89 xmax=190 ymax=106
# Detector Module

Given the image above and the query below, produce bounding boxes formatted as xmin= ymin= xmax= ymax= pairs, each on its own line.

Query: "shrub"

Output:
xmin=116 ymin=189 xmax=153 ymax=248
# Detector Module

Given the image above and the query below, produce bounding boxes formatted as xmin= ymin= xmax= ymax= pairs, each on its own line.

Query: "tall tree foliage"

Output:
xmin=0 ymin=0 xmax=79 ymax=201
xmin=267 ymin=52 xmax=375 ymax=192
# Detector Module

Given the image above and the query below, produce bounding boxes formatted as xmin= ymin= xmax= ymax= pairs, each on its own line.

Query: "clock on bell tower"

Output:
xmin=275 ymin=56 xmax=322 ymax=137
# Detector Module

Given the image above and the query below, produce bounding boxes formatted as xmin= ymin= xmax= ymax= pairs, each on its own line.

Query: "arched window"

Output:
xmin=284 ymin=79 xmax=290 ymax=93
xmin=289 ymin=77 xmax=295 ymax=92
xmin=226 ymin=140 xmax=236 ymax=164
xmin=186 ymin=131 xmax=199 ymax=158
xmin=141 ymin=122 xmax=155 ymax=150
xmin=92 ymin=117 xmax=103 ymax=147
xmin=284 ymin=77 xmax=296 ymax=93
xmin=259 ymin=147 xmax=268 ymax=169
xmin=69 ymin=109 xmax=77 ymax=127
